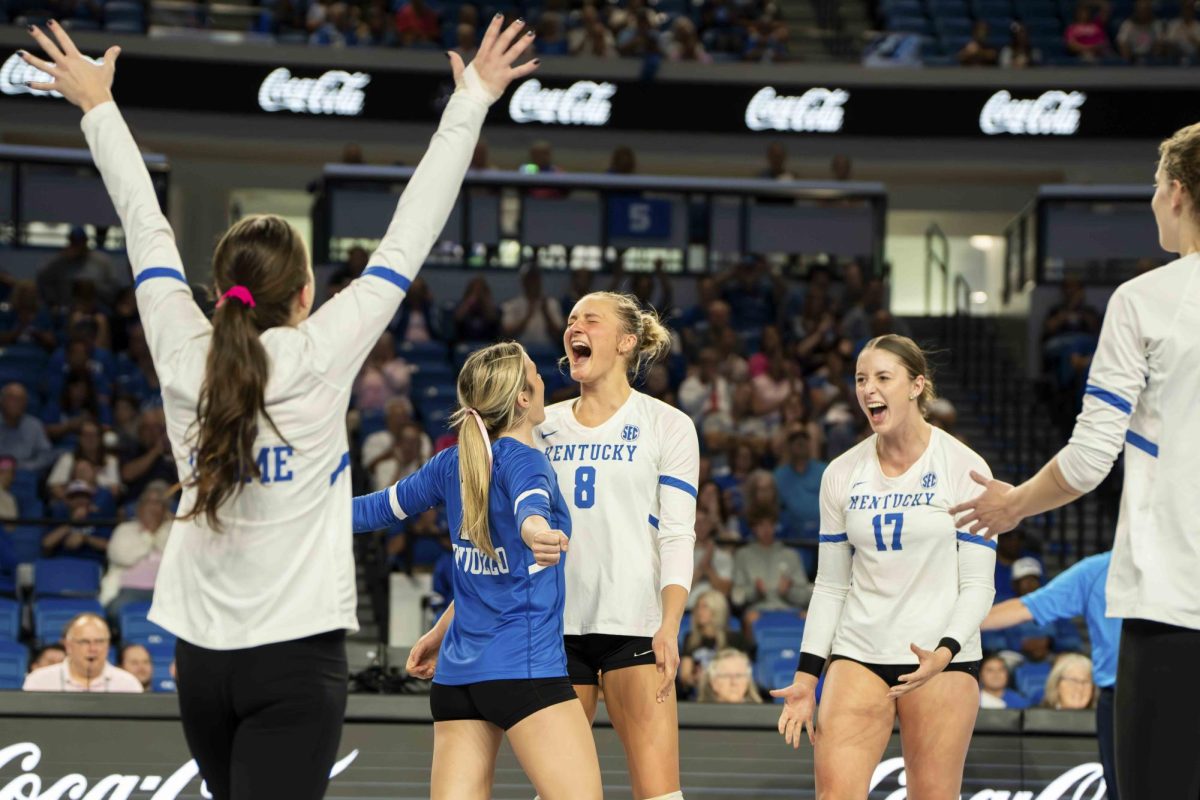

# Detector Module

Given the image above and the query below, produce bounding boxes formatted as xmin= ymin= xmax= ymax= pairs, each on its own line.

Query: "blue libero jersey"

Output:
xmin=353 ymin=438 xmax=571 ymax=684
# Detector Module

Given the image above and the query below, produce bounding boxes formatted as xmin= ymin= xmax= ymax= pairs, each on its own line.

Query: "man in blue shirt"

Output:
xmin=0 ymin=384 xmax=55 ymax=473
xmin=772 ymin=429 xmax=825 ymax=541
xmin=982 ymin=551 xmax=1120 ymax=799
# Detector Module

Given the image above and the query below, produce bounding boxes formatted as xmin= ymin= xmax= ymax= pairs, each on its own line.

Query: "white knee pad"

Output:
xmin=644 ymin=793 xmax=685 ymax=800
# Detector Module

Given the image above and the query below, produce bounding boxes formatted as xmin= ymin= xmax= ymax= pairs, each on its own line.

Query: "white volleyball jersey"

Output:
xmin=81 ymin=90 xmax=490 ymax=649
xmin=535 ymin=390 xmax=699 ymax=637
xmin=800 ymin=427 xmax=996 ymax=665
xmin=1055 ymin=253 xmax=1200 ymax=630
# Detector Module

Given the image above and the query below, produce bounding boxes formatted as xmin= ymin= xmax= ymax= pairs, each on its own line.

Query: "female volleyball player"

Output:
xmin=18 ymin=17 xmax=537 ymax=799
xmin=537 ymin=291 xmax=700 ymax=800
xmin=353 ymin=343 xmax=601 ymax=800
xmin=772 ymin=335 xmax=996 ymax=799
xmin=953 ymin=123 xmax=1200 ymax=800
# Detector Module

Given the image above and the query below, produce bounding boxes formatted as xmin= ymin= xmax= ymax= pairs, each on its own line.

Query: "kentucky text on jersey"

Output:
xmin=848 ymin=492 xmax=936 ymax=510
xmin=543 ymin=443 xmax=639 ymax=463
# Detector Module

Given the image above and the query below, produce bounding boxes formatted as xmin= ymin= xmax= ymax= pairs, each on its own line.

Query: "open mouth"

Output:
xmin=569 ymin=339 xmax=592 ymax=369
xmin=866 ymin=401 xmax=888 ymax=425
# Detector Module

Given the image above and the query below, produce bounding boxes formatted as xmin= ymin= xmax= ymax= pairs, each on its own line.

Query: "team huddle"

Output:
xmin=17 ymin=10 xmax=1200 ymax=800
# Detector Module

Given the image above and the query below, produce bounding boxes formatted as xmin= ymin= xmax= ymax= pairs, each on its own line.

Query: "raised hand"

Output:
xmin=950 ymin=470 xmax=1021 ymax=539
xmin=447 ymin=14 xmax=539 ymax=104
xmin=20 ymin=20 xmax=120 ymax=113
xmin=770 ymin=674 xmax=818 ymax=748
xmin=529 ymin=529 xmax=569 ymax=567
xmin=887 ymin=643 xmax=951 ymax=700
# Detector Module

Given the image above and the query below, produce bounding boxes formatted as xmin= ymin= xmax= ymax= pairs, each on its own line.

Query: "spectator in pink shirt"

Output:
xmin=23 ymin=613 xmax=143 ymax=693
xmin=395 ymin=0 xmax=440 ymax=46
xmin=1066 ymin=3 xmax=1113 ymax=62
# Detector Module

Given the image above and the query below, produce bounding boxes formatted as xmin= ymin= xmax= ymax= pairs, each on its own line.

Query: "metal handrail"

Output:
xmin=925 ymin=223 xmax=950 ymax=314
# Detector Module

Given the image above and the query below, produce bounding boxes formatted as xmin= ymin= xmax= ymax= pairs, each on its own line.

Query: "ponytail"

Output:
xmin=454 ymin=408 xmax=499 ymax=561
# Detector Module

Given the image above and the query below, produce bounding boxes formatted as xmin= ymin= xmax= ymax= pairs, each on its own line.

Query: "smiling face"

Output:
xmin=564 ymin=295 xmax=635 ymax=385
xmin=1056 ymin=662 xmax=1094 ymax=710
xmin=981 ymin=657 xmax=1009 ymax=693
xmin=855 ymin=346 xmax=925 ymax=436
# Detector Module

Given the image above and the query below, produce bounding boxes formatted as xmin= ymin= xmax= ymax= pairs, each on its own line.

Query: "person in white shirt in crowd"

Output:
xmin=953 ymin=122 xmax=1200 ymax=800
xmin=24 ymin=613 xmax=143 ymax=693
xmin=361 ymin=396 xmax=434 ymax=491
xmin=732 ymin=505 xmax=813 ymax=630
xmin=101 ymin=480 xmax=172 ymax=616
xmin=773 ymin=335 xmax=996 ymax=799
xmin=46 ymin=419 xmax=122 ymax=501
xmin=120 ymin=643 xmax=153 ymax=692
xmin=17 ymin=16 xmax=537 ymax=798
xmin=677 ymin=348 xmax=732 ymax=427
xmin=1164 ymin=0 xmax=1200 ymax=63
xmin=502 ymin=264 xmax=564 ymax=346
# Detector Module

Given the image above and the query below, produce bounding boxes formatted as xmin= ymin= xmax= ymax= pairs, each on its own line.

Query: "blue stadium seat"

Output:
xmin=927 ymin=0 xmax=970 ymax=15
xmin=935 ymin=15 xmax=976 ymax=37
xmin=8 ymin=525 xmax=43 ymax=565
xmin=887 ymin=14 xmax=934 ymax=35
xmin=1013 ymin=0 xmax=1061 ymax=17
xmin=0 ymin=641 xmax=29 ymax=689
xmin=33 ymin=597 xmax=104 ymax=647
xmin=881 ymin=0 xmax=925 ymax=16
xmin=1024 ymin=15 xmax=1062 ymax=36
xmin=34 ymin=558 xmax=101 ymax=597
xmin=396 ymin=340 xmax=448 ymax=362
xmin=972 ymin=0 xmax=1013 ymax=17
xmin=1015 ymin=660 xmax=1052 ymax=700
xmin=119 ymin=602 xmax=176 ymax=656
xmin=0 ymin=597 xmax=19 ymax=641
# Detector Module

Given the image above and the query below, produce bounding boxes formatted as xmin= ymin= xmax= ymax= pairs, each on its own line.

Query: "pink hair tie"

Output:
xmin=465 ymin=408 xmax=492 ymax=468
xmin=218 ymin=285 xmax=256 ymax=308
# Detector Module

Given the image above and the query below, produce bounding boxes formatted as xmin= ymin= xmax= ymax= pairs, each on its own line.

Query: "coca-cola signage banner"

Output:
xmin=1 ymin=51 xmax=1195 ymax=139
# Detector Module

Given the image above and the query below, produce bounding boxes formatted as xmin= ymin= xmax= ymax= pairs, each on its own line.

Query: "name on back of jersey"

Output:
xmin=454 ymin=543 xmax=511 ymax=576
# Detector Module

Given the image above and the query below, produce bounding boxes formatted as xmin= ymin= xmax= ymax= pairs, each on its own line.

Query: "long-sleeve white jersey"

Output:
xmin=1055 ymin=253 xmax=1200 ymax=630
xmin=800 ymin=427 xmax=996 ymax=668
xmin=81 ymin=88 xmax=490 ymax=650
xmin=534 ymin=390 xmax=699 ymax=637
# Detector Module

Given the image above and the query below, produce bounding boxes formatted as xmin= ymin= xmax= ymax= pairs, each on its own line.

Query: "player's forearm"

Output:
xmin=1011 ymin=458 xmax=1084 ymax=520
xmin=659 ymin=584 xmax=688 ymax=630
xmin=519 ymin=514 xmax=550 ymax=548
xmin=981 ymin=598 xmax=1034 ymax=631
xmin=428 ymin=602 xmax=455 ymax=643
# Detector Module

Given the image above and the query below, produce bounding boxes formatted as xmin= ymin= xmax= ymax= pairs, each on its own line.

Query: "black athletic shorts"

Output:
xmin=829 ymin=654 xmax=981 ymax=688
xmin=565 ymin=633 xmax=658 ymax=685
xmin=429 ymin=677 xmax=577 ymax=731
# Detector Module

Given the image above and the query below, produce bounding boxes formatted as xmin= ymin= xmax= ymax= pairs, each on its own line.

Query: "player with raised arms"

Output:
xmin=771 ymin=334 xmax=997 ymax=799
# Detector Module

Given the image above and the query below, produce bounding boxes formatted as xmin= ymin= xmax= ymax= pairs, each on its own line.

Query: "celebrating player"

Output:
xmin=772 ymin=334 xmax=997 ymax=798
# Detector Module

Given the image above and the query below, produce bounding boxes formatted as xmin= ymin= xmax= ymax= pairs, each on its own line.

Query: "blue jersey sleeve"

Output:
xmin=1021 ymin=553 xmax=1105 ymax=626
xmin=352 ymin=449 xmax=451 ymax=532
xmin=498 ymin=447 xmax=558 ymax=534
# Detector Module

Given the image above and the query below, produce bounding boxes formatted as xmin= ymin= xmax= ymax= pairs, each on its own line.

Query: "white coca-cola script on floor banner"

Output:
xmin=507 ymin=79 xmax=616 ymax=127
xmin=979 ymin=90 xmax=1086 ymax=136
xmin=257 ymin=68 xmax=371 ymax=116
xmin=743 ymin=87 xmax=849 ymax=134
xmin=0 ymin=742 xmax=358 ymax=800
xmin=870 ymin=756 xmax=1106 ymax=800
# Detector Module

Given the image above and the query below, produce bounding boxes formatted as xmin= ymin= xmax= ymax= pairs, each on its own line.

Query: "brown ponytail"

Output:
xmin=181 ymin=215 xmax=311 ymax=530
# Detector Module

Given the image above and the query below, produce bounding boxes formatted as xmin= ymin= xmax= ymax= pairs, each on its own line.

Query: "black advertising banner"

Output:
xmin=3 ymin=50 xmax=1197 ymax=139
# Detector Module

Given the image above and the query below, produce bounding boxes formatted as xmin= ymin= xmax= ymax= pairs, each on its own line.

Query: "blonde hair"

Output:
xmin=579 ymin=291 xmax=672 ymax=380
xmin=450 ymin=342 xmax=530 ymax=561
xmin=862 ymin=334 xmax=937 ymax=416
xmin=1160 ymin=122 xmax=1200 ymax=220
xmin=697 ymin=649 xmax=761 ymax=704
xmin=1042 ymin=653 xmax=1096 ymax=710
xmin=685 ymin=590 xmax=730 ymax=652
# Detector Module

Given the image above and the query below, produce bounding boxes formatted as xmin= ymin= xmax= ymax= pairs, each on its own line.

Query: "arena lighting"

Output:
xmin=744 ymin=86 xmax=849 ymax=133
xmin=971 ymin=290 xmax=989 ymax=305
xmin=507 ymin=79 xmax=617 ymax=126
xmin=979 ymin=89 xmax=1086 ymax=136
xmin=257 ymin=67 xmax=371 ymax=116
xmin=969 ymin=235 xmax=997 ymax=250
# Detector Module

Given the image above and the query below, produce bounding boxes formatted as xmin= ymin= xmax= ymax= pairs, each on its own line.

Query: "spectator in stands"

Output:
xmin=690 ymin=495 xmax=737 ymax=608
xmin=1012 ymin=556 xmax=1043 ymax=597
xmin=718 ymin=255 xmax=781 ymax=331
xmin=732 ymin=506 xmax=813 ymax=629
xmin=365 ymin=418 xmax=428 ymax=491
xmin=120 ymin=643 xmax=153 ymax=692
xmin=742 ymin=15 xmax=790 ymax=62
xmin=327 ymin=246 xmax=369 ymax=297
xmin=24 ymin=613 xmax=142 ymax=693
xmin=361 ymin=396 xmax=432 ymax=483
xmin=501 ymin=264 xmax=564 ymax=345
xmin=36 ymin=227 xmax=121 ymax=309
xmin=830 ymin=154 xmax=852 ymax=182
xmin=0 ymin=383 xmax=55 ymax=473
xmin=771 ymin=393 xmax=824 ymax=460
xmin=958 ymin=19 xmax=1000 ymax=65
xmin=642 ymin=362 xmax=677 ymax=407
xmin=1164 ymin=1 xmax=1200 ymax=63
xmin=108 ymin=287 xmax=139 ymax=356
xmin=101 ymin=481 xmax=172 ymax=615
xmin=352 ymin=332 xmax=413 ymax=414
xmin=606 ymin=144 xmax=637 ymax=175
xmin=394 ymin=0 xmax=439 ymax=45
xmin=679 ymin=347 xmax=732 ymax=426
xmin=44 ymin=370 xmax=109 ymax=443
xmin=773 ymin=429 xmax=825 ymax=541
xmin=994 ymin=529 xmax=1041 ymax=602
xmin=521 ymin=140 xmax=568 ymax=200
xmin=119 ymin=408 xmax=178 ymax=502
xmin=0 ymin=281 xmax=56 ymax=351
xmin=390 ymin=277 xmax=441 ymax=343
xmin=680 ymin=590 xmax=749 ymax=698
xmin=750 ymin=354 xmax=798 ymax=426
xmin=1043 ymin=653 xmax=1096 ymax=710
xmin=47 ymin=420 xmax=122 ymax=502
xmin=41 ymin=480 xmax=109 ymax=562
xmin=0 ymin=456 xmax=17 ymax=524
xmin=310 ymin=2 xmax=361 ymax=46
xmin=758 ymin=142 xmax=795 ymax=181
xmin=665 ymin=17 xmax=712 ymax=62
xmin=65 ymin=280 xmax=113 ymax=351
xmin=1066 ymin=2 xmax=1113 ymax=62
xmin=49 ymin=319 xmax=114 ymax=399
xmin=28 ymin=645 xmax=65 ymax=672
xmin=360 ymin=0 xmax=397 ymax=47
xmin=572 ymin=14 xmax=618 ymax=57
xmin=979 ymin=654 xmax=1030 ymax=709
xmin=926 ymin=396 xmax=961 ymax=440
xmin=110 ymin=395 xmax=141 ymax=455
xmin=535 ymin=11 xmax=570 ymax=55
xmin=1000 ymin=22 xmax=1042 ymax=68
xmin=1117 ymin=0 xmax=1164 ymax=63
xmin=747 ymin=325 xmax=784 ymax=379
xmin=697 ymin=648 xmax=761 ymax=703
xmin=452 ymin=278 xmax=501 ymax=342
xmin=697 ymin=478 xmax=742 ymax=542
xmin=706 ymin=383 xmax=770 ymax=462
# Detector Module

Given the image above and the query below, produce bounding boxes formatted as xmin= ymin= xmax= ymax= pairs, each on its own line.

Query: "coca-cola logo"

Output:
xmin=508 ymin=79 xmax=616 ymax=127
xmin=870 ymin=756 xmax=1106 ymax=799
xmin=979 ymin=90 xmax=1086 ymax=136
xmin=744 ymin=87 xmax=849 ymax=134
xmin=257 ymin=67 xmax=370 ymax=116
xmin=0 ymin=742 xmax=359 ymax=799
xmin=0 ymin=53 xmax=103 ymax=99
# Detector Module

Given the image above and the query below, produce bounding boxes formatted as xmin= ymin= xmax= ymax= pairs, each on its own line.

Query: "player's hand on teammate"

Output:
xmin=447 ymin=14 xmax=538 ymax=105
xmin=651 ymin=624 xmax=681 ymax=704
xmin=19 ymin=21 xmax=120 ymax=113
xmin=528 ymin=529 xmax=569 ymax=567
xmin=950 ymin=470 xmax=1021 ymax=539
xmin=770 ymin=674 xmax=818 ymax=748
xmin=405 ymin=630 xmax=441 ymax=680
xmin=887 ymin=642 xmax=953 ymax=699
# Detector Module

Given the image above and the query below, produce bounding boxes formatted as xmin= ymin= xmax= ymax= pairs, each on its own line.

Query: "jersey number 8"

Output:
xmin=574 ymin=466 xmax=596 ymax=509
xmin=872 ymin=513 xmax=904 ymax=551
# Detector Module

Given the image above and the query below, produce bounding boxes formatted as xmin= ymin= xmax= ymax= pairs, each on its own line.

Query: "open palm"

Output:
xmin=448 ymin=14 xmax=539 ymax=104
xmin=20 ymin=20 xmax=119 ymax=113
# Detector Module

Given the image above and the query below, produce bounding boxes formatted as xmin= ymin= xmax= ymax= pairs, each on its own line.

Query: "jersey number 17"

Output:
xmin=872 ymin=513 xmax=904 ymax=551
